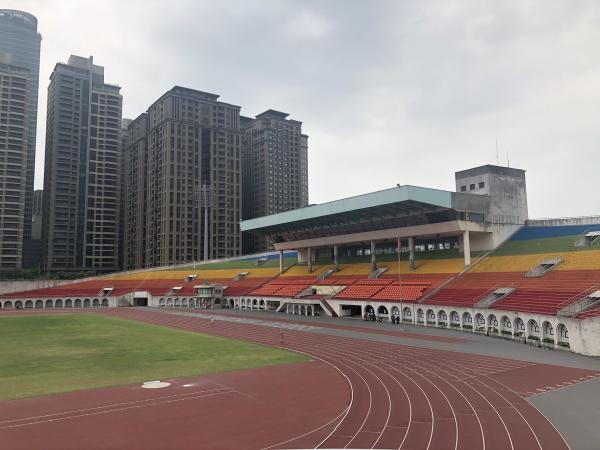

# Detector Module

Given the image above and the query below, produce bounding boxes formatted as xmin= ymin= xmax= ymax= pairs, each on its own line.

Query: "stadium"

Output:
xmin=2 ymin=164 xmax=600 ymax=449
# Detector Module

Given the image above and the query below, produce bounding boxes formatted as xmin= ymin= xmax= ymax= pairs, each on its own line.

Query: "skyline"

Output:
xmin=7 ymin=0 xmax=600 ymax=219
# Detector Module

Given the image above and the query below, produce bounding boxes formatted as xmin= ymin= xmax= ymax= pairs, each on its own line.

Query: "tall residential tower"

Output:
xmin=124 ymin=87 xmax=242 ymax=269
xmin=0 ymin=63 xmax=28 ymax=268
xmin=0 ymin=10 xmax=41 ymax=268
xmin=241 ymin=110 xmax=308 ymax=252
xmin=42 ymin=56 xmax=122 ymax=272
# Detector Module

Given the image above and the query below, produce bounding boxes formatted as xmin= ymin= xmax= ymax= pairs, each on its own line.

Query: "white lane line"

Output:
xmin=0 ymin=390 xmax=235 ymax=430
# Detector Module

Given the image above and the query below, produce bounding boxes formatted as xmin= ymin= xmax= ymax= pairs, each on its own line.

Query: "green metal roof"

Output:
xmin=241 ymin=185 xmax=453 ymax=232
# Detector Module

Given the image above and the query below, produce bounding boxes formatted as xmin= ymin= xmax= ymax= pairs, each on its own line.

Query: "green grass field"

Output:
xmin=0 ymin=314 xmax=307 ymax=400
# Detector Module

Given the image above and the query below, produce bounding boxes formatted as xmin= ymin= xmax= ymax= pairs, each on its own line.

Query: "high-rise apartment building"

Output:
xmin=241 ymin=110 xmax=308 ymax=252
xmin=42 ymin=55 xmax=122 ymax=272
xmin=0 ymin=10 xmax=41 ymax=267
xmin=0 ymin=63 xmax=28 ymax=268
xmin=124 ymin=86 xmax=242 ymax=269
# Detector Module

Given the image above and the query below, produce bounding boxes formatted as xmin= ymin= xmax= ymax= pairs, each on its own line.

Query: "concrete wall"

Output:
xmin=526 ymin=216 xmax=600 ymax=227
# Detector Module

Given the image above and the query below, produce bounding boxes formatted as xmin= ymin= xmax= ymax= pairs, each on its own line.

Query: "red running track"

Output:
xmin=4 ymin=308 xmax=600 ymax=449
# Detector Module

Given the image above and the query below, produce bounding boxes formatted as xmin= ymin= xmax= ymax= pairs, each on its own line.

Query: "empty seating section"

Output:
xmin=426 ymin=289 xmax=490 ymax=307
xmin=560 ymin=251 xmax=600 ymax=270
xmin=511 ymin=225 xmax=600 ymax=241
xmin=385 ymin=258 xmax=465 ymax=274
xmin=247 ymin=276 xmax=317 ymax=297
xmin=471 ymin=255 xmax=543 ymax=273
xmin=472 ymin=251 xmax=600 ymax=273
xmin=427 ymin=225 xmax=600 ymax=313
xmin=372 ymin=284 xmax=430 ymax=302
xmin=335 ymin=263 xmax=374 ymax=276
xmin=105 ymin=267 xmax=280 ymax=281
xmin=4 ymin=224 xmax=600 ymax=320
xmin=354 ymin=279 xmax=393 ymax=285
xmin=335 ymin=285 xmax=385 ymax=299
xmin=492 ymin=290 xmax=585 ymax=315
xmin=250 ymin=284 xmax=286 ymax=296
xmin=280 ymin=265 xmax=328 ymax=277
xmin=274 ymin=285 xmax=309 ymax=297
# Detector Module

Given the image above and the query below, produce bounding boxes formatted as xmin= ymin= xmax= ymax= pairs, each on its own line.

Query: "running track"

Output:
xmin=105 ymin=308 xmax=598 ymax=449
xmin=4 ymin=308 xmax=600 ymax=449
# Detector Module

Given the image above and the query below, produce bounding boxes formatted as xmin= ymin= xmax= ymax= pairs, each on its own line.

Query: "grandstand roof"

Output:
xmin=241 ymin=185 xmax=490 ymax=242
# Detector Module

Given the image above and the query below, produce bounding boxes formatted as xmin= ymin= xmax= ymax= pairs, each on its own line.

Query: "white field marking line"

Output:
xmin=0 ymin=390 xmax=234 ymax=430
xmin=329 ymin=343 xmax=467 ymax=450
xmin=261 ymin=405 xmax=350 ymax=450
xmin=141 ymin=312 xmax=448 ymax=445
xmin=249 ymin=345 xmax=353 ymax=450
xmin=319 ymin=344 xmax=436 ymax=450
xmin=259 ymin=335 xmax=391 ymax=450
xmin=465 ymin=370 xmax=568 ymax=450
xmin=359 ymin=346 xmax=512 ymax=450
xmin=319 ymin=349 xmax=392 ymax=450
xmin=276 ymin=338 xmax=420 ymax=450
xmin=148 ymin=313 xmax=514 ymax=450
xmin=401 ymin=355 xmax=518 ymax=450
xmin=525 ymin=375 xmax=600 ymax=398
xmin=431 ymin=358 xmax=543 ymax=450
xmin=182 ymin=323 xmax=363 ymax=450
xmin=319 ymin=353 xmax=373 ymax=449
xmin=212 ymin=381 xmax=255 ymax=400
xmin=0 ymin=387 xmax=229 ymax=425
xmin=334 ymin=339 xmax=522 ymax=450
xmin=118 ymin=311 xmax=523 ymax=449
xmin=380 ymin=358 xmax=460 ymax=450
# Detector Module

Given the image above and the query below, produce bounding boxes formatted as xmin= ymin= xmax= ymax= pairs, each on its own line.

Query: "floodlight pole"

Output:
xmin=397 ymin=229 xmax=403 ymax=324
xmin=196 ymin=184 xmax=212 ymax=262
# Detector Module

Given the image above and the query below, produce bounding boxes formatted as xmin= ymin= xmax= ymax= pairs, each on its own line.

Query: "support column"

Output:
xmin=463 ymin=230 xmax=471 ymax=267
xmin=279 ymin=250 xmax=284 ymax=273
xmin=307 ymin=247 xmax=313 ymax=273
xmin=333 ymin=245 xmax=339 ymax=272
xmin=408 ymin=237 xmax=416 ymax=271
xmin=370 ymin=241 xmax=377 ymax=272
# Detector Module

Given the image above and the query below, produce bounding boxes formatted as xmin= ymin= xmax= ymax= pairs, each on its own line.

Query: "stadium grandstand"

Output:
xmin=2 ymin=165 xmax=600 ymax=356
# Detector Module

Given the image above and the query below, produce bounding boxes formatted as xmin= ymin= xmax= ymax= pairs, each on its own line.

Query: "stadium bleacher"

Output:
xmin=2 ymin=225 xmax=600 ymax=321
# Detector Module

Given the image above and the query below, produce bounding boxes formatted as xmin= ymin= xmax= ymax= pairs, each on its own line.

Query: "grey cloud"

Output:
xmin=8 ymin=0 xmax=600 ymax=218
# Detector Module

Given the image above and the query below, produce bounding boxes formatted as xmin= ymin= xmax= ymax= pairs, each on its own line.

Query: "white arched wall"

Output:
xmin=318 ymin=298 xmax=600 ymax=356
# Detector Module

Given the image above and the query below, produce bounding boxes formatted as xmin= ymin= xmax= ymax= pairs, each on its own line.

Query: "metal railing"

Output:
xmin=557 ymin=281 xmax=600 ymax=317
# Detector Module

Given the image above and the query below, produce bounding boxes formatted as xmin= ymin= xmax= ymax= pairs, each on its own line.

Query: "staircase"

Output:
xmin=318 ymin=268 xmax=336 ymax=281
xmin=296 ymin=286 xmax=316 ymax=298
xmin=320 ymin=299 xmax=338 ymax=317
xmin=255 ymin=257 xmax=268 ymax=266
xmin=475 ymin=287 xmax=515 ymax=308
xmin=574 ymin=228 xmax=600 ymax=247
xmin=419 ymin=250 xmax=491 ymax=304
xmin=558 ymin=289 xmax=600 ymax=317
xmin=234 ymin=271 xmax=249 ymax=282
xmin=368 ymin=267 xmax=388 ymax=279
xmin=526 ymin=256 xmax=564 ymax=278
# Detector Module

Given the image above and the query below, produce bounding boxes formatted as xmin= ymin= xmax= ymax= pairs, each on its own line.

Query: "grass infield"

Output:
xmin=0 ymin=313 xmax=307 ymax=400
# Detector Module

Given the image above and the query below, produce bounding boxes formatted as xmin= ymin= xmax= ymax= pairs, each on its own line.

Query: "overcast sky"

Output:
xmin=8 ymin=0 xmax=600 ymax=219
